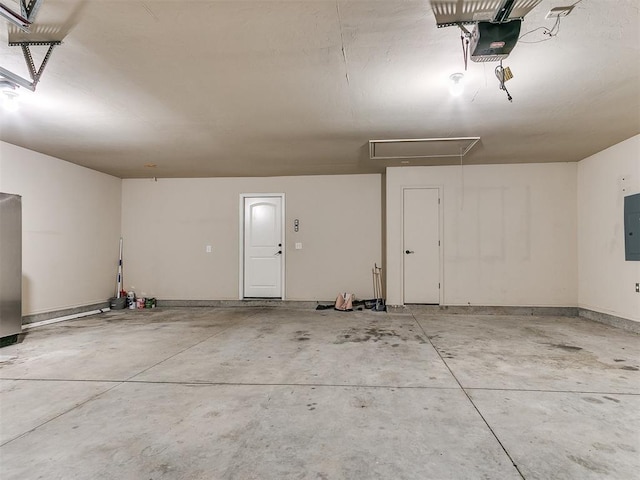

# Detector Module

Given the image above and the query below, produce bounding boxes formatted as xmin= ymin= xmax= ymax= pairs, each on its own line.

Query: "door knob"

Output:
xmin=275 ymin=250 xmax=282 ymax=255
xmin=405 ymin=250 xmax=414 ymax=254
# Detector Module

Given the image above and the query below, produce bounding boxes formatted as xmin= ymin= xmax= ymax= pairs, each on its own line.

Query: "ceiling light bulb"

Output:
xmin=2 ymin=87 xmax=19 ymax=112
xmin=449 ymin=73 xmax=464 ymax=97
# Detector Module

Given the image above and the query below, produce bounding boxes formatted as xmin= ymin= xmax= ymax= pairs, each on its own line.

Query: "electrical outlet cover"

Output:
xmin=546 ymin=6 xmax=574 ymax=18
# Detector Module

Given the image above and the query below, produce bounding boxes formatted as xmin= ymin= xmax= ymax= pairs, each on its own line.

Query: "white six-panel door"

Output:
xmin=403 ymin=188 xmax=440 ymax=304
xmin=243 ymin=196 xmax=283 ymax=298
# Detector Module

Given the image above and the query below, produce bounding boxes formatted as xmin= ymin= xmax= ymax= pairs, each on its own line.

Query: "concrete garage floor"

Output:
xmin=0 ymin=306 xmax=638 ymax=480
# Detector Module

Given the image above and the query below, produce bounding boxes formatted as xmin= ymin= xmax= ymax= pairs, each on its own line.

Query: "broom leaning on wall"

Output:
xmin=109 ymin=238 xmax=126 ymax=310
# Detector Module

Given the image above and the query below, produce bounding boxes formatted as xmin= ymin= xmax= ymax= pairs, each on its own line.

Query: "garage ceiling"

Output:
xmin=0 ymin=0 xmax=638 ymax=178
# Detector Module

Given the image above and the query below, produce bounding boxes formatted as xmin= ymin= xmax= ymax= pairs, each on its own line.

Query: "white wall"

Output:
xmin=386 ymin=163 xmax=578 ymax=307
xmin=578 ymin=135 xmax=640 ymax=322
xmin=121 ymin=175 xmax=382 ymax=301
xmin=0 ymin=141 xmax=122 ymax=316
xmin=6 ymin=136 xmax=635 ymax=317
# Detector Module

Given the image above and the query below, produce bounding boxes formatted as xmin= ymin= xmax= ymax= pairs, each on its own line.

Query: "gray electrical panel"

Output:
xmin=625 ymin=193 xmax=640 ymax=261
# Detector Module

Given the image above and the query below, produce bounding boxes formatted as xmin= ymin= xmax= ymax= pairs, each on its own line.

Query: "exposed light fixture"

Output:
xmin=449 ymin=73 xmax=464 ymax=96
xmin=3 ymin=90 xmax=19 ymax=112
xmin=0 ymin=81 xmax=20 ymax=112
xmin=144 ymin=163 xmax=157 ymax=168
xmin=430 ymin=1 xmax=543 ymax=100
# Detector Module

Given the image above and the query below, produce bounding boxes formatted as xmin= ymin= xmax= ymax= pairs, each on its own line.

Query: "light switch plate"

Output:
xmin=295 ymin=242 xmax=302 ymax=250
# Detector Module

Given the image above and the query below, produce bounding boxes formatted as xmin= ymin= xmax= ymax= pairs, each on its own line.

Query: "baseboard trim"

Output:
xmin=22 ymin=302 xmax=110 ymax=326
xmin=578 ymin=308 xmax=640 ymax=334
xmin=161 ymin=302 xmax=583 ymax=319
xmin=395 ymin=304 xmax=638 ymax=333
xmin=157 ymin=299 xmax=328 ymax=309
xmin=404 ymin=305 xmax=579 ymax=317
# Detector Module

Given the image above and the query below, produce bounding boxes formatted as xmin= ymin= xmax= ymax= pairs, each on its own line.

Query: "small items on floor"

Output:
xmin=335 ymin=293 xmax=354 ymax=311
xmin=315 ymin=295 xmax=380 ymax=312
xmin=316 ymin=263 xmax=387 ymax=312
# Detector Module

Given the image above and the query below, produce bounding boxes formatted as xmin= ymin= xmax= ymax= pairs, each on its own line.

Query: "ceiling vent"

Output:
xmin=369 ymin=137 xmax=480 ymax=160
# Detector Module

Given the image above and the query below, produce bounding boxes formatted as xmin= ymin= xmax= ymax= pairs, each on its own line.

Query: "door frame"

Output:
xmin=239 ymin=193 xmax=286 ymax=300
xmin=401 ymin=186 xmax=444 ymax=305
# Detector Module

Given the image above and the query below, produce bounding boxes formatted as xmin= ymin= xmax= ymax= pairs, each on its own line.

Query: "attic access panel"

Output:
xmin=369 ymin=137 xmax=480 ymax=160
xmin=430 ymin=0 xmax=542 ymax=27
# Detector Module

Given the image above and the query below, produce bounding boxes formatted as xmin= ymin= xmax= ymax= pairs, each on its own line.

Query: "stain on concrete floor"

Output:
xmin=333 ymin=324 xmax=427 ymax=345
xmin=546 ymin=343 xmax=583 ymax=352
